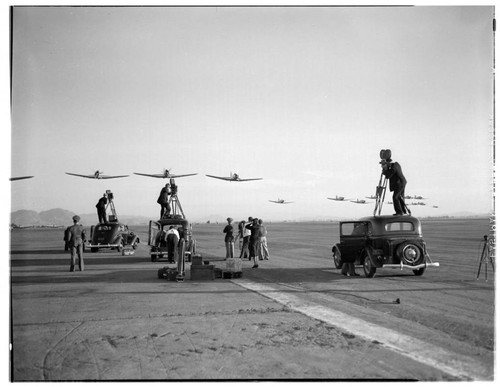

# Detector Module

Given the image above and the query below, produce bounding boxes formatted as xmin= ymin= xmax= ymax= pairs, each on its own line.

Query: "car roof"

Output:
xmin=357 ymin=215 xmax=421 ymax=225
xmin=158 ymin=218 xmax=190 ymax=228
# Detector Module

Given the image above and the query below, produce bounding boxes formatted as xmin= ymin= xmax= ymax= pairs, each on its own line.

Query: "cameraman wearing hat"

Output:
xmin=67 ymin=215 xmax=86 ymax=272
xmin=380 ymin=150 xmax=408 ymax=216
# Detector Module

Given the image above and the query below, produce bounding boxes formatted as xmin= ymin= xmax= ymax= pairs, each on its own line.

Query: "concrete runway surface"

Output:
xmin=9 ymin=219 xmax=495 ymax=381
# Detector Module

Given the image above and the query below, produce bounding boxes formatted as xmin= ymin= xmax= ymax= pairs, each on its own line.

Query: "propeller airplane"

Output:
xmin=205 ymin=172 xmax=263 ymax=182
xmin=350 ymin=199 xmax=371 ymax=204
xmin=65 ymin=170 xmax=129 ymax=179
xmin=133 ymin=169 xmax=198 ymax=179
xmin=327 ymin=196 xmax=351 ymax=201
xmin=10 ymin=176 xmax=34 ymax=181
xmin=404 ymin=195 xmax=428 ymax=200
xmin=269 ymin=198 xmax=293 ymax=204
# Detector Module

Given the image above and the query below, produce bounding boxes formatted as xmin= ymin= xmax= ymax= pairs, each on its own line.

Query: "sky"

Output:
xmin=6 ymin=4 xmax=495 ymax=223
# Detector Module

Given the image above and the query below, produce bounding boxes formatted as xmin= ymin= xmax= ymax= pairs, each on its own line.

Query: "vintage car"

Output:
xmin=331 ymin=215 xmax=439 ymax=277
xmin=88 ymin=217 xmax=140 ymax=253
xmin=148 ymin=216 xmax=196 ymax=262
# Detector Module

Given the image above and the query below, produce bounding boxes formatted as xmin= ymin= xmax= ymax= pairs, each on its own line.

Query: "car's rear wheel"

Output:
xmin=362 ymin=252 xmax=376 ymax=278
xmin=397 ymin=242 xmax=424 ymax=266
xmin=332 ymin=247 xmax=342 ymax=269
xmin=91 ymin=247 xmax=98 ymax=253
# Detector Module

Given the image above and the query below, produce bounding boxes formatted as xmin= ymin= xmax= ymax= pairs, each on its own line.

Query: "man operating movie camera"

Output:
xmin=379 ymin=149 xmax=408 ymax=216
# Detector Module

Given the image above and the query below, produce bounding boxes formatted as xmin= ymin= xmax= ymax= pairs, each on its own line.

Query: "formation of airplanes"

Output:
xmin=13 ymin=170 xmax=440 ymax=209
xmin=269 ymin=198 xmax=293 ymax=204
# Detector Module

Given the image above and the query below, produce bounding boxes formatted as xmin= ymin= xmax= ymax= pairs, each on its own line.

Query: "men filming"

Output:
xmin=380 ymin=150 xmax=408 ymax=216
xmin=96 ymin=193 xmax=107 ymax=223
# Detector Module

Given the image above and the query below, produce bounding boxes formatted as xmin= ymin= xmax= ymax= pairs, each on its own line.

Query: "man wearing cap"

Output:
xmin=223 ymin=217 xmax=234 ymax=258
xmin=67 ymin=215 xmax=86 ymax=272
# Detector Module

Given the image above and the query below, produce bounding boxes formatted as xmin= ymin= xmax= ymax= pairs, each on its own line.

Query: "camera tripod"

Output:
xmin=373 ymin=173 xmax=411 ymax=216
xmin=476 ymin=235 xmax=495 ymax=281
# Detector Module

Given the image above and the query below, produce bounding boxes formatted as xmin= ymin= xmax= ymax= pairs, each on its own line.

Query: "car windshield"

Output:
xmin=385 ymin=222 xmax=414 ymax=232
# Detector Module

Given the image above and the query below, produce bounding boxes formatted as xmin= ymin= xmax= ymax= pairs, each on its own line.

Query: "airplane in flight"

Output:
xmin=408 ymin=202 xmax=426 ymax=206
xmin=327 ymin=196 xmax=351 ymax=201
xmin=65 ymin=170 xmax=129 ymax=179
xmin=269 ymin=198 xmax=293 ymax=204
xmin=351 ymin=199 xmax=371 ymax=204
xmin=133 ymin=169 xmax=198 ymax=179
xmin=405 ymin=195 xmax=428 ymax=200
xmin=10 ymin=176 xmax=34 ymax=181
xmin=365 ymin=195 xmax=378 ymax=199
xmin=205 ymin=172 xmax=263 ymax=182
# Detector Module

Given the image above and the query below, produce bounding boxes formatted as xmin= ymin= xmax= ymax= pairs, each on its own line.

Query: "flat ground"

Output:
xmin=9 ymin=218 xmax=495 ymax=381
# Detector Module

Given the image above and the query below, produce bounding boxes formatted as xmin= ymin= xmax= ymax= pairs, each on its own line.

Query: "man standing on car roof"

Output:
xmin=157 ymin=183 xmax=171 ymax=219
xmin=67 ymin=215 xmax=86 ymax=272
xmin=381 ymin=153 xmax=408 ymax=216
xmin=96 ymin=193 xmax=107 ymax=224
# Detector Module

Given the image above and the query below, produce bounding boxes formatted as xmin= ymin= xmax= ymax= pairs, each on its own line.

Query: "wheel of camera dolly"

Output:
xmin=397 ymin=242 xmax=424 ymax=266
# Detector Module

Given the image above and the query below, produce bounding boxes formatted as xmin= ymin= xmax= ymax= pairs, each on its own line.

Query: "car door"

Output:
xmin=148 ymin=220 xmax=161 ymax=247
xmin=339 ymin=222 xmax=370 ymax=262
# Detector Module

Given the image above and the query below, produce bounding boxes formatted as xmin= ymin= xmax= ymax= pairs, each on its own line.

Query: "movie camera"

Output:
xmin=105 ymin=190 xmax=114 ymax=200
xmin=169 ymin=178 xmax=178 ymax=195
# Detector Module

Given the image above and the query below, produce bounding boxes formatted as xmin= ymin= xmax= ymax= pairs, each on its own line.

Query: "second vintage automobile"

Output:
xmin=332 ymin=215 xmax=439 ymax=277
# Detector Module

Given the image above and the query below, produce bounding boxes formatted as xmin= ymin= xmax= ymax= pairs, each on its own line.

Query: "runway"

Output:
xmin=10 ymin=219 xmax=495 ymax=381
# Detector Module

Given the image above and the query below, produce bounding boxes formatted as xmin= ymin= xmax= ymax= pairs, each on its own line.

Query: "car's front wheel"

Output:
xmin=362 ymin=252 xmax=376 ymax=278
xmin=332 ymin=246 xmax=342 ymax=269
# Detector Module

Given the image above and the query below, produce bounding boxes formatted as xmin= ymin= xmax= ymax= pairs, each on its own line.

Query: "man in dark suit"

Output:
xmin=96 ymin=193 xmax=107 ymax=223
xmin=382 ymin=157 xmax=408 ymax=216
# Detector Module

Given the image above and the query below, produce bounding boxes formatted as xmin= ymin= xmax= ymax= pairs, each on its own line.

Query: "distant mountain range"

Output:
xmin=10 ymin=208 xmax=152 ymax=227
xmin=10 ymin=208 xmax=491 ymax=228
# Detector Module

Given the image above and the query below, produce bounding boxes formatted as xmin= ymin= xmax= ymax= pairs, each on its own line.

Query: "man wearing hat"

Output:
xmin=381 ymin=152 xmax=408 ymax=216
xmin=96 ymin=193 xmax=108 ymax=224
xmin=67 ymin=215 xmax=86 ymax=272
xmin=157 ymin=183 xmax=172 ymax=219
xmin=223 ymin=217 xmax=235 ymax=258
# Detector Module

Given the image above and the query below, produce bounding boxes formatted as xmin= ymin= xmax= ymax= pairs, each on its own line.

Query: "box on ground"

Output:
xmin=190 ymin=264 xmax=214 ymax=280
xmin=225 ymin=258 xmax=242 ymax=272
xmin=191 ymin=255 xmax=203 ymax=265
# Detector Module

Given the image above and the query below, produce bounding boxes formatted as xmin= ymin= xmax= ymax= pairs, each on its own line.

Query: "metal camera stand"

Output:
xmin=373 ymin=172 xmax=388 ymax=216
xmin=476 ymin=235 xmax=495 ymax=281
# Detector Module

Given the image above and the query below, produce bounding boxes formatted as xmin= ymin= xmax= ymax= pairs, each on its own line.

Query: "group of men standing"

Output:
xmin=223 ymin=216 xmax=269 ymax=268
